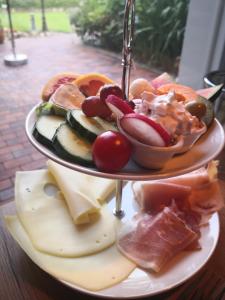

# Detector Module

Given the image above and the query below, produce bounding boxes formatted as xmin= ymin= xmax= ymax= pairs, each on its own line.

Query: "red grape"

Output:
xmin=100 ymin=84 xmax=123 ymax=102
xmin=81 ymin=96 xmax=112 ymax=118
xmin=81 ymin=96 xmax=102 ymax=117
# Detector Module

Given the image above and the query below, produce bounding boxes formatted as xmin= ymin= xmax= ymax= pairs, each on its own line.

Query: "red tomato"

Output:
xmin=92 ymin=131 xmax=132 ymax=172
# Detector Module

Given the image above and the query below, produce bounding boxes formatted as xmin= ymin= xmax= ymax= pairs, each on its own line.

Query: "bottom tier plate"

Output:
xmin=36 ymin=183 xmax=220 ymax=298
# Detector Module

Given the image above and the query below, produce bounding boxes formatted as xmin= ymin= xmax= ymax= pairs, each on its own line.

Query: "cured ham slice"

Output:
xmin=162 ymin=161 xmax=218 ymax=188
xmin=132 ymin=181 xmax=191 ymax=213
xmin=117 ymin=206 xmax=198 ymax=272
xmin=132 ymin=161 xmax=223 ymax=217
xmin=118 ymin=161 xmax=223 ymax=272
xmin=169 ymin=201 xmax=201 ymax=250
xmin=189 ymin=181 xmax=224 ymax=215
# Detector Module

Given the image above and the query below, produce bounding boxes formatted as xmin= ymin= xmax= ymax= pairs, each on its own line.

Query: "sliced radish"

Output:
xmin=105 ymin=95 xmax=134 ymax=118
xmin=120 ymin=113 xmax=171 ymax=147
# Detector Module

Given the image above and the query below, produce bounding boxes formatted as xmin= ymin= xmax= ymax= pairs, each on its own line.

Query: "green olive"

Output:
xmin=196 ymin=96 xmax=214 ymax=127
xmin=185 ymin=101 xmax=207 ymax=119
xmin=185 ymin=96 xmax=214 ymax=127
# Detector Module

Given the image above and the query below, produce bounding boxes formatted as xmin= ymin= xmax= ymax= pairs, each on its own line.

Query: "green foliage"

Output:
xmin=70 ymin=0 xmax=124 ymax=51
xmin=1 ymin=11 xmax=71 ymax=32
xmin=70 ymin=0 xmax=189 ymax=73
xmin=0 ymin=0 xmax=79 ymax=9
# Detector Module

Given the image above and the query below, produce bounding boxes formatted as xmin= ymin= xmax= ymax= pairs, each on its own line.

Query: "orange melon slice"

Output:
xmin=42 ymin=72 xmax=80 ymax=101
xmin=157 ymin=83 xmax=198 ymax=102
xmin=74 ymin=73 xmax=114 ymax=97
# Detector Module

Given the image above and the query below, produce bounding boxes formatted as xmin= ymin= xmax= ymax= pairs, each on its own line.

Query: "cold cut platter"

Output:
xmin=6 ymin=180 xmax=220 ymax=298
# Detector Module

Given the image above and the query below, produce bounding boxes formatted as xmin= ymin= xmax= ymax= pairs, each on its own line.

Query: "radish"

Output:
xmin=105 ymin=95 xmax=134 ymax=118
xmin=120 ymin=113 xmax=171 ymax=147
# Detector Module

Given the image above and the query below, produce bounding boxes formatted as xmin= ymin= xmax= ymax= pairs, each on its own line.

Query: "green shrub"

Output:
xmin=70 ymin=0 xmax=189 ymax=73
xmin=70 ymin=0 xmax=124 ymax=51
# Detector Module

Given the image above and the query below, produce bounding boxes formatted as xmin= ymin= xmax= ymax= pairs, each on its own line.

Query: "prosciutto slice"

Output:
xmin=132 ymin=161 xmax=224 ymax=217
xmin=117 ymin=206 xmax=198 ymax=272
xmin=189 ymin=181 xmax=224 ymax=215
xmin=132 ymin=181 xmax=191 ymax=213
xmin=163 ymin=161 xmax=218 ymax=188
xmin=119 ymin=161 xmax=224 ymax=272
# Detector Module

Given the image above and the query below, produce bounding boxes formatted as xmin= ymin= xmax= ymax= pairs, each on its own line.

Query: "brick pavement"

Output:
xmin=0 ymin=33 xmax=159 ymax=205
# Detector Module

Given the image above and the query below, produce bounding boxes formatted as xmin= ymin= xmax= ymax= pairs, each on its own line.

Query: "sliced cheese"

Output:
xmin=47 ymin=160 xmax=101 ymax=224
xmin=15 ymin=170 xmax=116 ymax=257
xmin=47 ymin=160 xmax=115 ymax=206
xmin=5 ymin=215 xmax=136 ymax=291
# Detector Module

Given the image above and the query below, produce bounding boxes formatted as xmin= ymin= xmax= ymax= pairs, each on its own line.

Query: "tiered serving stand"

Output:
xmin=25 ymin=0 xmax=225 ymax=298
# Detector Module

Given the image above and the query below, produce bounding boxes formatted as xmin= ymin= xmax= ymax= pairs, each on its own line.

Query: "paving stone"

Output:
xmin=0 ymin=153 xmax=14 ymax=162
xmin=4 ymin=156 xmax=32 ymax=169
xmin=0 ymin=187 xmax=14 ymax=202
xmin=12 ymin=147 xmax=33 ymax=158
xmin=0 ymin=179 xmax=12 ymax=190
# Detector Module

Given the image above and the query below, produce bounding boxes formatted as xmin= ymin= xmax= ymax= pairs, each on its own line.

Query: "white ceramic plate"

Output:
xmin=58 ymin=183 xmax=219 ymax=298
xmin=25 ymin=105 xmax=225 ymax=181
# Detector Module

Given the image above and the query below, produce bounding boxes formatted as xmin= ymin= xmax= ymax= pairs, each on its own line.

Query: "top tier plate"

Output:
xmin=25 ymin=105 xmax=225 ymax=181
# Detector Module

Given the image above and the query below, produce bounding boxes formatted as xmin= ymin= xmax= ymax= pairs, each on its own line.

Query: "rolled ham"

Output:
xmin=189 ymin=181 xmax=224 ymax=215
xmin=163 ymin=161 xmax=218 ymax=188
xmin=132 ymin=161 xmax=223 ymax=217
xmin=132 ymin=181 xmax=191 ymax=213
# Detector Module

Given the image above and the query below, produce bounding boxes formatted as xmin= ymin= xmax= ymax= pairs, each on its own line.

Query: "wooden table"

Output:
xmin=1 ymin=155 xmax=225 ymax=300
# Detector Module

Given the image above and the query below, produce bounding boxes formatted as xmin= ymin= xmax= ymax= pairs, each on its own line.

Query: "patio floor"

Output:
xmin=0 ymin=33 xmax=159 ymax=205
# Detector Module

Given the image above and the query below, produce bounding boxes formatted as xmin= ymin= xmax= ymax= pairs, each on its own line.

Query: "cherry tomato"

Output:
xmin=92 ymin=131 xmax=132 ymax=172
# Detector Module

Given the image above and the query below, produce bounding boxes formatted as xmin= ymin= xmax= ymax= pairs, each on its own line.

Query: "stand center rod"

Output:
xmin=114 ymin=0 xmax=135 ymax=218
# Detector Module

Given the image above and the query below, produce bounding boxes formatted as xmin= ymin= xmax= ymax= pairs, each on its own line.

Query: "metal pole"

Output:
xmin=4 ymin=0 xmax=28 ymax=66
xmin=113 ymin=180 xmax=125 ymax=218
xmin=41 ymin=0 xmax=48 ymax=34
xmin=121 ymin=0 xmax=135 ymax=100
xmin=5 ymin=0 xmax=16 ymax=57
xmin=114 ymin=0 xmax=135 ymax=218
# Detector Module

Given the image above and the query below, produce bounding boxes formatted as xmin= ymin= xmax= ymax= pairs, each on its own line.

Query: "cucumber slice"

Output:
xmin=67 ymin=110 xmax=116 ymax=142
xmin=53 ymin=123 xmax=94 ymax=166
xmin=33 ymin=115 xmax=65 ymax=148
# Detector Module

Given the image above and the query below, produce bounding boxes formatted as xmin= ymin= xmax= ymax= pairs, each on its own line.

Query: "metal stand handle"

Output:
xmin=113 ymin=180 xmax=125 ymax=218
xmin=121 ymin=0 xmax=135 ymax=100
xmin=114 ymin=0 xmax=135 ymax=218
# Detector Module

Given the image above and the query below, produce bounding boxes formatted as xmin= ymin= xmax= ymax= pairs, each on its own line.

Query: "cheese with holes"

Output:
xmin=5 ymin=215 xmax=136 ymax=291
xmin=15 ymin=170 xmax=116 ymax=257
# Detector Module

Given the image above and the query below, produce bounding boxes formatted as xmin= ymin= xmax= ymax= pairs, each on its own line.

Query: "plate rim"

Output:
xmin=51 ymin=213 xmax=220 ymax=299
xmin=25 ymin=105 xmax=225 ymax=181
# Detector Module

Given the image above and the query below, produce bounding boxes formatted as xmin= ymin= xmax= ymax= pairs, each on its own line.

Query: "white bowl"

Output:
xmin=117 ymin=122 xmax=184 ymax=169
xmin=177 ymin=122 xmax=207 ymax=154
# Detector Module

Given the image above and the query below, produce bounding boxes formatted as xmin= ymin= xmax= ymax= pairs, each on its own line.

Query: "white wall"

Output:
xmin=178 ymin=0 xmax=225 ymax=89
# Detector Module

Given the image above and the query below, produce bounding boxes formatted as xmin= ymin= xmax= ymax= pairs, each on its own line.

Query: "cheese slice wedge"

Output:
xmin=5 ymin=215 xmax=136 ymax=291
xmin=47 ymin=160 xmax=115 ymax=206
xmin=15 ymin=170 xmax=116 ymax=257
xmin=47 ymin=160 xmax=101 ymax=224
